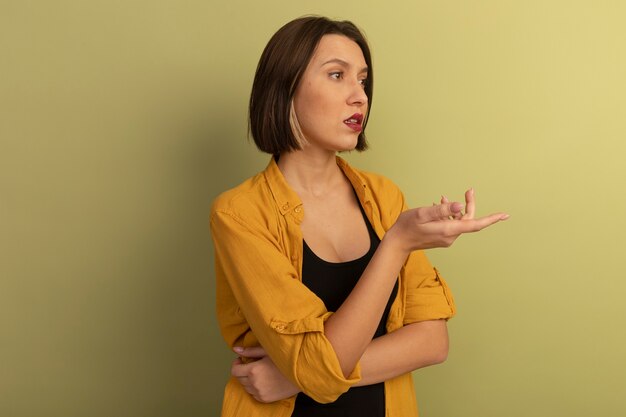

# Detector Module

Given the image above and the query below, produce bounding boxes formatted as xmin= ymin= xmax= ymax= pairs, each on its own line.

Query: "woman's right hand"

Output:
xmin=385 ymin=188 xmax=508 ymax=254
xmin=231 ymin=346 xmax=300 ymax=403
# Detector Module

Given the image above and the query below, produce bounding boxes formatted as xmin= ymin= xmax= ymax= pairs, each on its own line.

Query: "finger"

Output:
xmin=242 ymin=381 xmax=258 ymax=398
xmin=231 ymin=358 xmax=251 ymax=378
xmin=440 ymin=196 xmax=457 ymax=220
xmin=236 ymin=375 xmax=258 ymax=397
xmin=234 ymin=346 xmax=267 ymax=358
xmin=237 ymin=376 xmax=252 ymax=389
xmin=455 ymin=212 xmax=510 ymax=233
xmin=463 ymin=188 xmax=476 ymax=219
xmin=416 ymin=202 xmax=464 ymax=223
xmin=453 ymin=197 xmax=463 ymax=220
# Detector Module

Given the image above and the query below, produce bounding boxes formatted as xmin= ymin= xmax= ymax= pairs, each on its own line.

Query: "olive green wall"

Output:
xmin=2 ymin=1 xmax=625 ymax=416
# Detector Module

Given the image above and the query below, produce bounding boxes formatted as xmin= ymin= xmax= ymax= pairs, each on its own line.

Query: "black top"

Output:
xmin=291 ymin=198 xmax=398 ymax=417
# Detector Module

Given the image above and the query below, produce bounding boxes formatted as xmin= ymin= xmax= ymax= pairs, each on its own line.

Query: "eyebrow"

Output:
xmin=321 ymin=58 xmax=368 ymax=74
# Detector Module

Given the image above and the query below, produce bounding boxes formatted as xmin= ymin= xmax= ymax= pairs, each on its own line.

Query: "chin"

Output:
xmin=334 ymin=137 xmax=359 ymax=152
xmin=336 ymin=144 xmax=358 ymax=153
xmin=304 ymin=134 xmax=359 ymax=153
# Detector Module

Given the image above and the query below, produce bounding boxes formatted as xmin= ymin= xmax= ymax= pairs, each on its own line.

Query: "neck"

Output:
xmin=276 ymin=150 xmax=343 ymax=197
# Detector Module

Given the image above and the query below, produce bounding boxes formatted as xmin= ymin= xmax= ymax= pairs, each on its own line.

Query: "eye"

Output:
xmin=359 ymin=78 xmax=368 ymax=88
xmin=329 ymin=71 xmax=343 ymax=80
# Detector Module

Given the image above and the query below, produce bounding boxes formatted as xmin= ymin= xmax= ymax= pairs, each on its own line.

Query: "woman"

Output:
xmin=210 ymin=15 xmax=508 ymax=417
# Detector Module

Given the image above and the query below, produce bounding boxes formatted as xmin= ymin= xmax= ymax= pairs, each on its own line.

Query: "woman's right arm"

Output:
xmin=323 ymin=197 xmax=508 ymax=377
xmin=211 ymin=191 xmax=507 ymax=402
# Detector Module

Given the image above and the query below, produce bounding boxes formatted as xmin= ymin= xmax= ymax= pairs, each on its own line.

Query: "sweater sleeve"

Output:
xmin=380 ymin=179 xmax=457 ymax=324
xmin=401 ymin=252 xmax=457 ymax=324
xmin=210 ymin=210 xmax=361 ymax=404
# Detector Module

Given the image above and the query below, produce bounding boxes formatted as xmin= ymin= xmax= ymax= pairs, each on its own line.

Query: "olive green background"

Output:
xmin=2 ymin=1 xmax=625 ymax=416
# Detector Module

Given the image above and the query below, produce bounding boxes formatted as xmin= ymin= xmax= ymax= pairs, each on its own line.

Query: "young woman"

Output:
xmin=210 ymin=16 xmax=508 ymax=417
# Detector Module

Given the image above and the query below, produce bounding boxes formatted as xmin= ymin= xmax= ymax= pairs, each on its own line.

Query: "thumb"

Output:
xmin=233 ymin=345 xmax=267 ymax=358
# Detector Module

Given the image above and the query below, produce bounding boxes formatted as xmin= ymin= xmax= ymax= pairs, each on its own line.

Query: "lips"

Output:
xmin=343 ymin=113 xmax=364 ymax=132
xmin=343 ymin=113 xmax=363 ymax=125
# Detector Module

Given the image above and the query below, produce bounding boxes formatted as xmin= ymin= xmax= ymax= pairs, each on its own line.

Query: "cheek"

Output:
xmin=295 ymin=91 xmax=328 ymax=126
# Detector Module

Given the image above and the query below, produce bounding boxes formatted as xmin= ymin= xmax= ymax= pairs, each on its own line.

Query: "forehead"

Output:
xmin=309 ymin=34 xmax=366 ymax=66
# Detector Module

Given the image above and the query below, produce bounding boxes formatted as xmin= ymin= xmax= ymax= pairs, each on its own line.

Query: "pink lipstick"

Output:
xmin=343 ymin=113 xmax=363 ymax=132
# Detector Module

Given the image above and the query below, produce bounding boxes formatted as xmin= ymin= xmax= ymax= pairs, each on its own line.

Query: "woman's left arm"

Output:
xmin=354 ymin=319 xmax=448 ymax=386
xmin=232 ymin=318 xmax=448 ymax=402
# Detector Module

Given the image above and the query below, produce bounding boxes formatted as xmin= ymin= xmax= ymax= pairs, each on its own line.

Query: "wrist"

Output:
xmin=381 ymin=227 xmax=411 ymax=258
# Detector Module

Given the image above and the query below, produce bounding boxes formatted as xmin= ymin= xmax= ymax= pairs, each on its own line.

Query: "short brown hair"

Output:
xmin=249 ymin=16 xmax=373 ymax=155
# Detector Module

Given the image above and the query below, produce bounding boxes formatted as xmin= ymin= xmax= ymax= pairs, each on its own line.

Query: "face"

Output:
xmin=292 ymin=34 xmax=369 ymax=154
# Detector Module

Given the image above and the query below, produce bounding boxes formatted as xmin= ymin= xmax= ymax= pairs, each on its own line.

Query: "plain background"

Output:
xmin=2 ymin=1 xmax=625 ymax=416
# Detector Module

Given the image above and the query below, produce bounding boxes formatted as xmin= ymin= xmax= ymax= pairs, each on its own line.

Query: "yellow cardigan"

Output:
xmin=210 ymin=156 xmax=456 ymax=417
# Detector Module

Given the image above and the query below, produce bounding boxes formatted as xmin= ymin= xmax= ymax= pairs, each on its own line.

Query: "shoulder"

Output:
xmin=343 ymin=163 xmax=405 ymax=209
xmin=210 ymin=172 xmax=276 ymax=230
xmin=356 ymin=168 xmax=402 ymax=195
xmin=211 ymin=172 xmax=262 ymax=213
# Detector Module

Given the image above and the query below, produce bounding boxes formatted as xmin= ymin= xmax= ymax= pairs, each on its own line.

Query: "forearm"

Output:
xmin=354 ymin=319 xmax=449 ymax=387
xmin=323 ymin=193 xmax=505 ymax=378
xmin=324 ymin=233 xmax=409 ymax=377
xmin=231 ymin=320 xmax=449 ymax=403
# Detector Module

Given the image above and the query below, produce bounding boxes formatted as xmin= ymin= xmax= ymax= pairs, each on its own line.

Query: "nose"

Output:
xmin=348 ymin=80 xmax=368 ymax=107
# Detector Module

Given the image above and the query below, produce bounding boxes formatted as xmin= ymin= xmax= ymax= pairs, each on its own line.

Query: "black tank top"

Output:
xmin=292 ymin=197 xmax=398 ymax=417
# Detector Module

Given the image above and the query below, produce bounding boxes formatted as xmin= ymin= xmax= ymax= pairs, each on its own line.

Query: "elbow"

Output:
xmin=302 ymin=384 xmax=350 ymax=404
xmin=296 ymin=365 xmax=357 ymax=404
xmin=293 ymin=350 xmax=358 ymax=404
xmin=431 ymin=343 xmax=449 ymax=365
xmin=294 ymin=352 xmax=359 ymax=404
xmin=427 ymin=322 xmax=449 ymax=365
xmin=306 ymin=391 xmax=343 ymax=405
